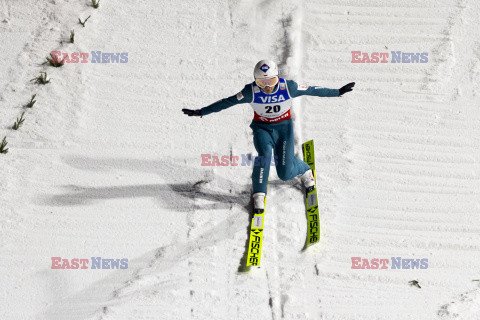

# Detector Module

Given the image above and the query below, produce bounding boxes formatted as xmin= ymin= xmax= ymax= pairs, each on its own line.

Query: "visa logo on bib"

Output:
xmin=259 ymin=95 xmax=286 ymax=103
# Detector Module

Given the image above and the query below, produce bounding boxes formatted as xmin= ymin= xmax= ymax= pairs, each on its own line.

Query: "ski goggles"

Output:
xmin=255 ymin=76 xmax=279 ymax=88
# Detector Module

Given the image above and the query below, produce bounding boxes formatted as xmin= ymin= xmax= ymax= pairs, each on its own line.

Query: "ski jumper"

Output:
xmin=200 ymin=78 xmax=339 ymax=194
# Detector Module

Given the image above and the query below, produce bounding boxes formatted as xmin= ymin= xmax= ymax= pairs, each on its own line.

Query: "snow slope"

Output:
xmin=1 ymin=0 xmax=480 ymax=319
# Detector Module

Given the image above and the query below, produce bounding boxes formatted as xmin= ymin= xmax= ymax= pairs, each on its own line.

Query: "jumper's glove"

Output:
xmin=339 ymin=82 xmax=355 ymax=96
xmin=182 ymin=108 xmax=202 ymax=117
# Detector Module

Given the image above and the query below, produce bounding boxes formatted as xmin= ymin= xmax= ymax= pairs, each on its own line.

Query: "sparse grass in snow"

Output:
xmin=91 ymin=0 xmax=100 ymax=9
xmin=70 ymin=30 xmax=75 ymax=43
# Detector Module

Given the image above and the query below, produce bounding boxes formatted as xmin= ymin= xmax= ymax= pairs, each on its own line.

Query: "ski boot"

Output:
xmin=300 ymin=169 xmax=315 ymax=194
xmin=252 ymin=192 xmax=266 ymax=214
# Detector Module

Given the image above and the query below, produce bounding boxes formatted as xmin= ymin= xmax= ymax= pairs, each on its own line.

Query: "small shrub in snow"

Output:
xmin=91 ymin=0 xmax=100 ymax=9
xmin=26 ymin=94 xmax=37 ymax=108
xmin=46 ymin=53 xmax=65 ymax=67
xmin=0 ymin=137 xmax=8 ymax=154
xmin=31 ymin=72 xmax=50 ymax=85
xmin=13 ymin=112 xmax=25 ymax=130
xmin=79 ymin=15 xmax=91 ymax=27
xmin=70 ymin=30 xmax=75 ymax=43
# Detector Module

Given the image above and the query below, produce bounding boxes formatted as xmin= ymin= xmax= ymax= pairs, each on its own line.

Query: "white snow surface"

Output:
xmin=1 ymin=0 xmax=480 ymax=319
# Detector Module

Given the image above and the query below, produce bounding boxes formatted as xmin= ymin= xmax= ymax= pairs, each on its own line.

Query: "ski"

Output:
xmin=302 ymin=140 xmax=320 ymax=247
xmin=246 ymin=196 xmax=266 ymax=267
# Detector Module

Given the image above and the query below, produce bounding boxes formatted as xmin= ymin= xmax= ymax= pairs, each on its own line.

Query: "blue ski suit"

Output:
xmin=200 ymin=79 xmax=339 ymax=194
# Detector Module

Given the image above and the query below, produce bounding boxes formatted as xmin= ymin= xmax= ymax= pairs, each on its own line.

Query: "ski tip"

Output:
xmin=301 ymin=241 xmax=320 ymax=252
xmin=238 ymin=265 xmax=262 ymax=273
xmin=238 ymin=265 xmax=251 ymax=273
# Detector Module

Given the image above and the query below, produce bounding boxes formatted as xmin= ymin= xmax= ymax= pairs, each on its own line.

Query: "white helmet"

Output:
xmin=254 ymin=59 xmax=278 ymax=79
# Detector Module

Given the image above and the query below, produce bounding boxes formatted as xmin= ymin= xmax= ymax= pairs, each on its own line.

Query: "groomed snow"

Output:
xmin=1 ymin=0 xmax=480 ymax=319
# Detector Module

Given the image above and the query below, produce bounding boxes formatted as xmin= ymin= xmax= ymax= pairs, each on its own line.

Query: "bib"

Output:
xmin=250 ymin=78 xmax=292 ymax=123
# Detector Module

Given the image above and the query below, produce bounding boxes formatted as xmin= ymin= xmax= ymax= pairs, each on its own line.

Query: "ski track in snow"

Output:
xmin=1 ymin=0 xmax=480 ymax=319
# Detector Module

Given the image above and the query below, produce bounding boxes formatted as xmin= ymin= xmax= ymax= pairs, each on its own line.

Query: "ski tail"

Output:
xmin=246 ymin=196 xmax=266 ymax=267
xmin=302 ymin=140 xmax=320 ymax=247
